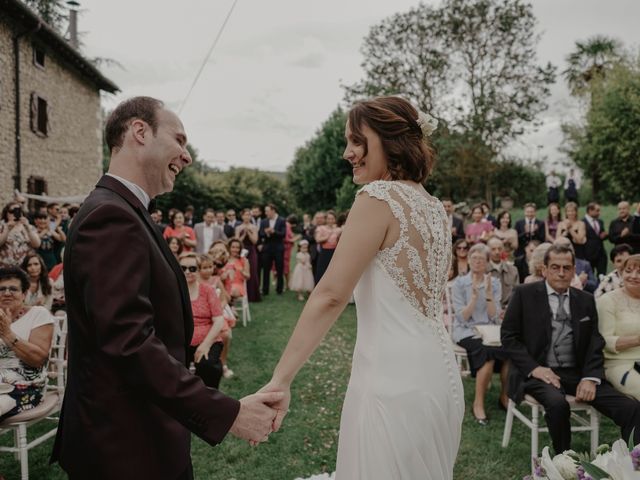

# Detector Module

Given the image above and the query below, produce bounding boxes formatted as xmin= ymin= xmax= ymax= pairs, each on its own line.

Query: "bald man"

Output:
xmin=609 ymin=201 xmax=640 ymax=253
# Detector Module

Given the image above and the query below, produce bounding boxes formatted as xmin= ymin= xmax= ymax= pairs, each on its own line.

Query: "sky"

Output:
xmin=74 ymin=0 xmax=640 ymax=173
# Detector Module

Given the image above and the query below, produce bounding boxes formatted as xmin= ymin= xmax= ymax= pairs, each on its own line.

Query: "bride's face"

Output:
xmin=343 ymin=120 xmax=389 ymax=185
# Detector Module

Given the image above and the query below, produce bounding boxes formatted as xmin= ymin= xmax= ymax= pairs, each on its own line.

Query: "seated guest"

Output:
xmin=609 ymin=201 xmax=640 ymax=253
xmin=524 ymin=242 xmax=552 ymax=284
xmin=166 ymin=236 xmax=183 ymax=259
xmin=545 ymin=202 xmax=562 ymax=243
xmin=179 ymin=253 xmax=225 ymax=389
xmin=0 ymin=267 xmax=54 ymax=420
xmin=21 ymin=253 xmax=53 ymax=311
xmin=163 ymin=210 xmax=196 ymax=253
xmin=501 ymin=244 xmax=640 ymax=454
xmin=595 ymin=244 xmax=634 ymax=298
xmin=449 ymin=239 xmax=470 ymax=281
xmin=514 ymin=203 xmax=545 ymax=257
xmin=442 ymin=198 xmax=465 ymax=243
xmin=465 ymin=204 xmax=494 ymax=245
xmin=487 ymin=238 xmax=519 ymax=309
xmin=492 ymin=211 xmax=518 ymax=258
xmin=597 ymin=254 xmax=640 ymax=401
xmin=452 ymin=243 xmax=507 ymax=425
xmin=514 ymin=239 xmax=540 ymax=284
xmin=554 ymin=236 xmax=596 ymax=292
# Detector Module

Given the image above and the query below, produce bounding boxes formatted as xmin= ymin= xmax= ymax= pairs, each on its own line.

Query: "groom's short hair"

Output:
xmin=105 ymin=96 xmax=164 ymax=154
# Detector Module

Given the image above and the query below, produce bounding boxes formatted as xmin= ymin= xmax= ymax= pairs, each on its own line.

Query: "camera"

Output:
xmin=11 ymin=207 xmax=22 ymax=219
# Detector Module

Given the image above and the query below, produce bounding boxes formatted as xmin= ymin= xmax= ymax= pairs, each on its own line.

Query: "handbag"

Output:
xmin=474 ymin=324 xmax=502 ymax=347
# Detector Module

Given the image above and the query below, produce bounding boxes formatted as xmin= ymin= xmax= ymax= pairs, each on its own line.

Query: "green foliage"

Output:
xmin=335 ymin=176 xmax=359 ymax=212
xmin=22 ymin=0 xmax=67 ymax=32
xmin=286 ymin=108 xmax=353 ymax=213
xmin=563 ymin=35 xmax=622 ymax=97
xmin=563 ymin=61 xmax=640 ymax=202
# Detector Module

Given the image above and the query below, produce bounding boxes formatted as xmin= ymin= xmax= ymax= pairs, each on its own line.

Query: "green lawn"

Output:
xmin=0 ymin=290 xmax=624 ymax=479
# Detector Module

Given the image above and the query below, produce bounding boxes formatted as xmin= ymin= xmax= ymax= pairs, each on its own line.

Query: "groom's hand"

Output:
xmin=229 ymin=392 xmax=283 ymax=444
xmin=258 ymin=381 xmax=291 ymax=433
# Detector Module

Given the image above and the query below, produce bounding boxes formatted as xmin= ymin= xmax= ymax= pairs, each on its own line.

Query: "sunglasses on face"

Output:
xmin=180 ymin=265 xmax=198 ymax=273
xmin=456 ymin=246 xmax=469 ymax=251
xmin=0 ymin=286 xmax=21 ymax=294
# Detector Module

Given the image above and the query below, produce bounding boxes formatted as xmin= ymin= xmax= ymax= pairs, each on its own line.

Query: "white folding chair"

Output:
xmin=0 ymin=313 xmax=67 ymax=479
xmin=444 ymin=285 xmax=470 ymax=377
xmin=502 ymin=393 xmax=599 ymax=473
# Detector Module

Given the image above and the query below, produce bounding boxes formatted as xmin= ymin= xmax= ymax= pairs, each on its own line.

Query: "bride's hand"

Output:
xmin=258 ymin=380 xmax=291 ymax=432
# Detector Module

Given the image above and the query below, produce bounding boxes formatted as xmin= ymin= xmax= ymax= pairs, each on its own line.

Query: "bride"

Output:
xmin=261 ymin=96 xmax=464 ymax=479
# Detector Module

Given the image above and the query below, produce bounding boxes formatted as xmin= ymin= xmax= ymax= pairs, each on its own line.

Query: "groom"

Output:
xmin=51 ymin=97 xmax=281 ymax=479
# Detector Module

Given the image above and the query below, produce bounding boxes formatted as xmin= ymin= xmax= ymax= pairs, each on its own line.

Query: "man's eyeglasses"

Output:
xmin=0 ymin=286 xmax=21 ymax=294
xmin=180 ymin=265 xmax=198 ymax=273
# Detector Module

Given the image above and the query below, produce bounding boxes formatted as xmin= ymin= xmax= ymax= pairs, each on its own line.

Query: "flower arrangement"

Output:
xmin=525 ymin=439 xmax=640 ymax=480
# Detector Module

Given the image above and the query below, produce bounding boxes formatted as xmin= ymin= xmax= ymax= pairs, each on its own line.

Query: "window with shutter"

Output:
xmin=30 ymin=92 xmax=49 ymax=137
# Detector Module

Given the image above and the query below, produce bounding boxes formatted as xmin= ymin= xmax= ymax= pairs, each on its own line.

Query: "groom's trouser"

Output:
xmin=176 ymin=461 xmax=193 ymax=480
xmin=523 ymin=367 xmax=640 ymax=454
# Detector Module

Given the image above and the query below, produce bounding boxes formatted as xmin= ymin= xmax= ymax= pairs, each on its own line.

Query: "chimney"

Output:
xmin=67 ymin=1 xmax=80 ymax=49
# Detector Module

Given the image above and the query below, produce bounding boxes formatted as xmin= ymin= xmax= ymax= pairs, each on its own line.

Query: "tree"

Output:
xmin=566 ymin=62 xmax=640 ymax=201
xmin=286 ymin=108 xmax=353 ymax=213
xmin=562 ymin=35 xmax=623 ymax=198
xmin=22 ymin=0 xmax=67 ymax=32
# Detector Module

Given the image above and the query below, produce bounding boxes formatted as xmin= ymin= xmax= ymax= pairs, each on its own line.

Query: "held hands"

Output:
xmin=229 ymin=391 xmax=285 ymax=445
xmin=257 ymin=381 xmax=291 ymax=434
xmin=531 ymin=366 xmax=562 ymax=389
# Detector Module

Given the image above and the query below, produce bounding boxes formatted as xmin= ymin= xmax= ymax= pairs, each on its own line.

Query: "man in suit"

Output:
xmin=51 ymin=97 xmax=280 ymax=479
xmin=194 ymin=208 xmax=226 ymax=254
xmin=442 ymin=198 xmax=465 ymax=243
xmin=609 ymin=201 xmax=640 ymax=253
xmin=583 ymin=202 xmax=608 ymax=277
xmin=514 ymin=203 xmax=545 ymax=257
xmin=554 ymin=236 xmax=597 ymax=293
xmin=259 ymin=204 xmax=286 ymax=295
xmin=501 ymin=244 xmax=640 ymax=454
xmin=224 ymin=209 xmax=242 ymax=238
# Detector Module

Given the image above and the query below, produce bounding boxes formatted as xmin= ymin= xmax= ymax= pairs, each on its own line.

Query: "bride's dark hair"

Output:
xmin=347 ymin=96 xmax=435 ymax=183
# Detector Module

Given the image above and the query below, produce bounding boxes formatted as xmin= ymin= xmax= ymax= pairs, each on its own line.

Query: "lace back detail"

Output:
xmin=357 ymin=181 xmax=452 ymax=322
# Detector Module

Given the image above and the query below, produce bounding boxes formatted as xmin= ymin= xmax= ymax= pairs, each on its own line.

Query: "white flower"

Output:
xmin=552 ymin=453 xmax=578 ymax=479
xmin=416 ymin=111 xmax=438 ymax=138
xmin=539 ymin=447 xmax=568 ymax=480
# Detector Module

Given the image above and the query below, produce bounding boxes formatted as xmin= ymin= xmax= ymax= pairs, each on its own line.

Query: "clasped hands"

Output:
xmin=229 ymin=381 xmax=290 ymax=447
xmin=531 ymin=366 xmax=596 ymax=402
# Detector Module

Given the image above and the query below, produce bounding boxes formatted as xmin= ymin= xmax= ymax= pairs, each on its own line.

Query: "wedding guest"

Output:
xmin=545 ymin=202 xmax=562 ymax=243
xmin=179 ymin=253 xmax=225 ymax=389
xmin=0 ymin=202 xmax=40 ymax=268
xmin=465 ymin=204 xmax=494 ymax=245
xmin=0 ymin=267 xmax=54 ymax=420
xmin=259 ymin=204 xmax=286 ymax=295
xmin=49 ymin=261 xmax=65 ymax=314
xmin=34 ymin=211 xmax=65 ymax=270
xmin=546 ymin=170 xmax=562 ymax=204
xmin=514 ymin=203 xmax=544 ymax=257
xmin=559 ymin=202 xmax=587 ymax=260
xmin=282 ymin=215 xmax=299 ymax=290
xmin=289 ymin=240 xmax=315 ymax=301
xmin=524 ymin=242 xmax=552 ymax=284
xmin=486 ymin=238 xmax=519 ymax=309
xmin=492 ymin=210 xmax=518 ymax=258
xmin=514 ymin=240 xmax=541 ymax=285
xmin=215 ymin=211 xmax=226 ymax=231
xmin=610 ymin=201 xmax=640 ymax=253
xmin=224 ymin=210 xmax=240 ymax=239
xmin=564 ymin=168 xmax=580 ymax=204
xmin=235 ymin=209 xmax=261 ymax=302
xmin=314 ymin=210 xmax=342 ymax=284
xmin=481 ymin=202 xmax=497 ymax=227
xmin=442 ymin=198 xmax=465 ymax=243
xmin=166 ymin=236 xmax=183 ymax=259
xmin=501 ymin=244 xmax=640 ymax=454
xmin=221 ymin=239 xmax=250 ymax=300
xmin=183 ymin=205 xmax=195 ymax=227
xmin=595 ymin=244 xmax=634 ymax=298
xmin=554 ymin=236 xmax=596 ymax=292
xmin=59 ymin=205 xmax=71 ymax=234
xmin=250 ymin=206 xmax=263 ymax=226
xmin=452 ymin=243 xmax=507 ymax=425
xmin=310 ymin=211 xmax=327 ymax=277
xmin=597 ymin=255 xmax=640 ymax=400
xmin=21 ymin=253 xmax=53 ymax=311
xmin=450 ymin=239 xmax=470 ymax=280
xmin=301 ymin=213 xmax=317 ymax=277
xmin=150 ymin=208 xmax=166 ymax=234
xmin=194 ymin=209 xmax=226 ymax=254
xmin=163 ymin=210 xmax=196 ymax=252
xmin=583 ymin=202 xmax=608 ymax=277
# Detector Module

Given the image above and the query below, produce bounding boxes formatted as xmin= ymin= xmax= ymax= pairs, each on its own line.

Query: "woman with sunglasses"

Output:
xmin=0 ymin=267 xmax=54 ymax=420
xmin=179 ymin=252 xmax=225 ymax=389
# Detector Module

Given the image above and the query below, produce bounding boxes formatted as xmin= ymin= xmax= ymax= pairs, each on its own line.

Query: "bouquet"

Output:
xmin=525 ymin=438 xmax=640 ymax=480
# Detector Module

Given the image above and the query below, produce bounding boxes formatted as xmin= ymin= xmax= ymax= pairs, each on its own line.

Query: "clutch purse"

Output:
xmin=474 ymin=325 xmax=502 ymax=347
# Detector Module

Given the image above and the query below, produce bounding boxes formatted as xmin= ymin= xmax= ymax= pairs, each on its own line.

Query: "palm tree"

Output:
xmin=563 ymin=35 xmax=622 ymax=97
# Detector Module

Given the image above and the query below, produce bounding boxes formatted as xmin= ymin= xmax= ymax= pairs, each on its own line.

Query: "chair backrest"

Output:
xmin=47 ymin=313 xmax=68 ymax=394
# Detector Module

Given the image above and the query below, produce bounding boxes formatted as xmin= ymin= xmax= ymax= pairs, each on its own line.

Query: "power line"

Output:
xmin=178 ymin=0 xmax=239 ymax=114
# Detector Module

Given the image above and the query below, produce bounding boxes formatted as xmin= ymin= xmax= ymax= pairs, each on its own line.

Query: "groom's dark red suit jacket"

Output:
xmin=51 ymin=176 xmax=240 ymax=479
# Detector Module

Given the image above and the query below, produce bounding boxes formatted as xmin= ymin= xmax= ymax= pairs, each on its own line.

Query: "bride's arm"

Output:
xmin=261 ymin=192 xmax=392 ymax=429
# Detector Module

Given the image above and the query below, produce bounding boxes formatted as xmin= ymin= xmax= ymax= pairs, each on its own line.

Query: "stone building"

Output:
xmin=0 ymin=0 xmax=118 ymax=208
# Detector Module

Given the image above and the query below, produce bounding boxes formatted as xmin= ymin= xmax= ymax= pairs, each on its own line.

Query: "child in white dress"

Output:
xmin=289 ymin=240 xmax=315 ymax=301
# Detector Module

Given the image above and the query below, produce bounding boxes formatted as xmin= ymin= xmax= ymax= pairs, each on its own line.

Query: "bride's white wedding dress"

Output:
xmin=335 ymin=181 xmax=464 ymax=479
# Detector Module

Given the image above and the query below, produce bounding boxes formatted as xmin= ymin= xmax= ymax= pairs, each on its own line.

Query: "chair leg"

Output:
xmin=17 ymin=423 xmax=28 ymax=480
xmin=590 ymin=408 xmax=599 ymax=456
xmin=13 ymin=428 xmax=20 ymax=461
xmin=531 ymin=405 xmax=540 ymax=474
xmin=501 ymin=399 xmax=515 ymax=448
